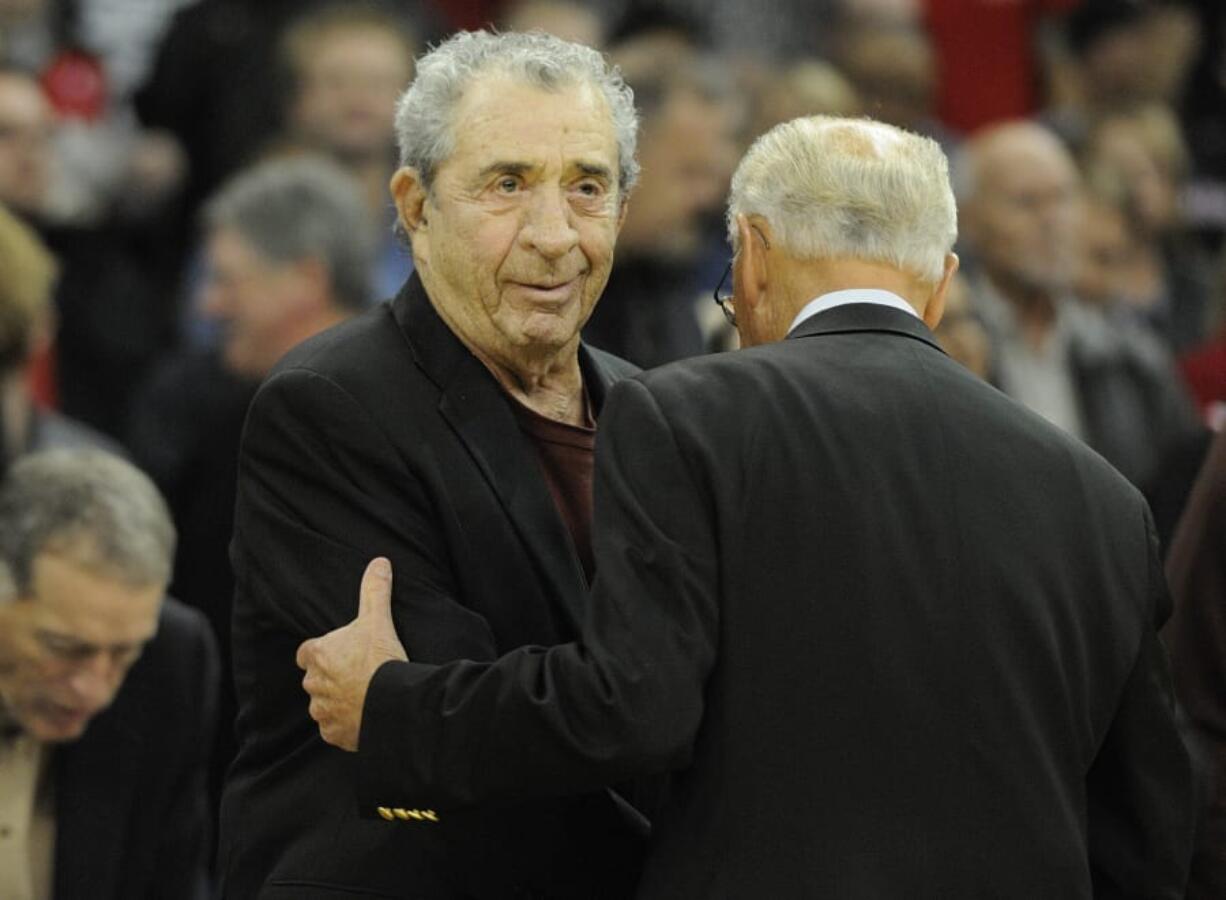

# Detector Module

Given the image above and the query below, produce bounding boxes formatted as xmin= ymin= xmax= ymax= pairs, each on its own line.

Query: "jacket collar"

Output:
xmin=787 ymin=301 xmax=946 ymax=356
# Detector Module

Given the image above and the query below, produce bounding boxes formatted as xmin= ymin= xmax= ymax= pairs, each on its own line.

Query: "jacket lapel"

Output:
xmin=391 ymin=276 xmax=592 ymax=626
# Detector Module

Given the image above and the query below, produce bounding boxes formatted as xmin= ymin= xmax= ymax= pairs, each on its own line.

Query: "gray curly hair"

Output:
xmin=395 ymin=30 xmax=639 ymax=195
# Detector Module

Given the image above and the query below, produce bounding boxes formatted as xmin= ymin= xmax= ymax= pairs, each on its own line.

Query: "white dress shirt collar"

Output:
xmin=787 ymin=288 xmax=921 ymax=336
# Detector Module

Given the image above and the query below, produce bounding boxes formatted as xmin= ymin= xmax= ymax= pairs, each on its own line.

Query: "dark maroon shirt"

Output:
xmin=508 ymin=394 xmax=596 ymax=583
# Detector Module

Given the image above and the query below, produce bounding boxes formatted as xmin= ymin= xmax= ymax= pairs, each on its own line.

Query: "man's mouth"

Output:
xmin=513 ymin=278 xmax=580 ymax=302
xmin=37 ymin=701 xmax=96 ymax=733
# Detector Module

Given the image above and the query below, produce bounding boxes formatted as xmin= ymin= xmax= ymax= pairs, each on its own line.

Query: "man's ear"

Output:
xmin=734 ymin=214 xmax=769 ymax=313
xmin=616 ymin=193 xmax=630 ymax=233
xmin=390 ymin=167 xmax=428 ymax=232
xmin=923 ymin=252 xmax=959 ymax=330
xmin=289 ymin=256 xmax=330 ymax=310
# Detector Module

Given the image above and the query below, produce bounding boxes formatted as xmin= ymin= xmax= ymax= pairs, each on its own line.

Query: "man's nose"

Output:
xmin=200 ymin=281 xmax=229 ymax=320
xmin=67 ymin=655 xmax=120 ymax=709
xmin=522 ymin=186 xmax=579 ymax=259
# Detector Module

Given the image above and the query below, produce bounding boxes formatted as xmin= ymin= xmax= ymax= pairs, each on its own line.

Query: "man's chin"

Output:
xmin=29 ymin=711 xmax=94 ymax=743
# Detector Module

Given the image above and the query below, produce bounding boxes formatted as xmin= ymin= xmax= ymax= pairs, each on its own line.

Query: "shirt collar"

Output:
xmin=788 ymin=288 xmax=921 ymax=335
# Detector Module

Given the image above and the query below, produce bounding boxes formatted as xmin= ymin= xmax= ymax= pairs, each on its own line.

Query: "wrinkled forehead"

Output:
xmin=444 ymin=74 xmax=617 ymax=170
xmin=24 ymin=549 xmax=162 ymax=640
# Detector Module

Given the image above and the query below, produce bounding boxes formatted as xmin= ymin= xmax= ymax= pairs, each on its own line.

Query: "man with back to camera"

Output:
xmin=0 ymin=448 xmax=217 ymax=900
xmin=300 ymin=116 xmax=1196 ymax=899
xmin=218 ymin=30 xmax=650 ymax=899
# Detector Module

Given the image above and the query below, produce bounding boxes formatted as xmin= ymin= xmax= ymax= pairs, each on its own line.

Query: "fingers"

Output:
xmin=295 ymin=638 xmax=316 ymax=671
xmin=358 ymin=556 xmax=394 ymax=624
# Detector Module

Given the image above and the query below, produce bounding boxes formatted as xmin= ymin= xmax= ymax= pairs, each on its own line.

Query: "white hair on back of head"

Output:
xmin=727 ymin=116 xmax=957 ymax=284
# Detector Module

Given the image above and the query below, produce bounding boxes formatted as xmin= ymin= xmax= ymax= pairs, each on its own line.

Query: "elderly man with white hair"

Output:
xmin=219 ymin=29 xmax=649 ymax=900
xmin=301 ymin=114 xmax=1195 ymax=899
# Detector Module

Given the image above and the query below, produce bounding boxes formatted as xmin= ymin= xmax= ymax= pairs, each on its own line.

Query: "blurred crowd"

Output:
xmin=1 ymin=0 xmax=1225 ymax=887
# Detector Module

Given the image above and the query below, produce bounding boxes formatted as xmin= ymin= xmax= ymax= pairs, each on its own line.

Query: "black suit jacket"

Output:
xmin=218 ymin=276 xmax=646 ymax=899
xmin=358 ymin=303 xmax=1195 ymax=899
xmin=53 ymin=598 xmax=218 ymax=900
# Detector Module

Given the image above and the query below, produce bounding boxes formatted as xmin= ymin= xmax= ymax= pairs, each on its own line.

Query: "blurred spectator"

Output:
xmin=836 ymin=20 xmax=956 ymax=152
xmin=275 ymin=1 xmax=417 ymax=301
xmin=0 ymin=64 xmax=53 ymax=218
xmin=1068 ymin=0 xmax=1198 ymax=107
xmin=0 ymin=448 xmax=217 ymax=900
xmin=0 ymin=202 xmax=123 ymax=465
xmin=1145 ymin=1 xmax=1202 ymax=105
xmin=126 ymin=155 xmax=373 ymax=813
xmin=0 ymin=0 xmax=190 ymax=226
xmin=957 ymin=119 xmax=1197 ymax=485
xmin=1050 ymin=0 xmax=1200 ymax=150
xmin=135 ymin=0 xmax=318 ymax=225
xmin=1081 ymin=104 xmax=1216 ymax=352
xmin=501 ymin=0 xmax=607 ymax=47
xmin=0 ymin=64 xmax=176 ymax=440
xmin=1074 ymin=189 xmax=1137 ymax=309
xmin=583 ymin=44 xmax=739 ymax=368
xmin=1163 ymin=427 xmax=1226 ymax=900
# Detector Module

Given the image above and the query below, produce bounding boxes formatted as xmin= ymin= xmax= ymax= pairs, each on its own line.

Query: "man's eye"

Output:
xmin=575 ymin=181 xmax=603 ymax=197
xmin=43 ymin=639 xmax=90 ymax=660
xmin=496 ymin=177 xmax=520 ymax=193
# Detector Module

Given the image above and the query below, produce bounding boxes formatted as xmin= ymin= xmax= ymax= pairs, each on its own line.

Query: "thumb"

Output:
xmin=358 ymin=557 xmax=394 ymax=628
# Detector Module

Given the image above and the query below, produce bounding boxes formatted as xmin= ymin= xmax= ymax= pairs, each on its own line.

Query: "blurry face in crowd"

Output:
xmin=1075 ymin=196 xmax=1136 ymax=308
xmin=290 ymin=26 xmax=412 ymax=164
xmin=396 ymin=74 xmax=624 ymax=371
xmin=1082 ymin=21 xmax=1155 ymax=108
xmin=0 ymin=550 xmax=162 ymax=742
xmin=202 ymin=228 xmax=313 ymax=379
xmin=964 ymin=129 xmax=1082 ymax=298
xmin=0 ymin=73 xmax=53 ymax=216
xmin=1087 ymin=121 xmax=1178 ymax=237
xmin=619 ymin=88 xmax=738 ymax=259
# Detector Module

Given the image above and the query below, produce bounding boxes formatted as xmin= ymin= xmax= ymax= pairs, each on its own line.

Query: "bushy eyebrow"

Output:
xmin=474 ymin=161 xmax=613 ymax=182
xmin=574 ymin=162 xmax=612 ymax=181
xmin=477 ymin=161 xmax=533 ymax=181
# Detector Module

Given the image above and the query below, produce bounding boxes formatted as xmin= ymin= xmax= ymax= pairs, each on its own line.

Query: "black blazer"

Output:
xmin=358 ymin=303 xmax=1196 ymax=899
xmin=218 ymin=276 xmax=646 ymax=899
xmin=53 ymin=598 xmax=218 ymax=900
